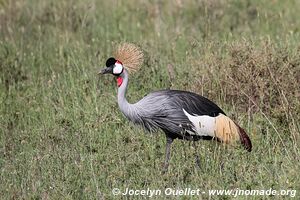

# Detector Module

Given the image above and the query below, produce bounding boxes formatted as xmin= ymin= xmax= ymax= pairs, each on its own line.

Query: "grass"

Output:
xmin=0 ymin=0 xmax=299 ymax=199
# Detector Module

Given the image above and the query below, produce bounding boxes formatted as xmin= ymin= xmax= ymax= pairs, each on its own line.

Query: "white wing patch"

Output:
xmin=182 ymin=109 xmax=216 ymax=137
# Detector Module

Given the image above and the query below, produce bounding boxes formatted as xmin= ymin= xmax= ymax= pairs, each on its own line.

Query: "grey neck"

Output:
xmin=116 ymin=69 xmax=156 ymax=131
xmin=117 ymin=69 xmax=134 ymax=117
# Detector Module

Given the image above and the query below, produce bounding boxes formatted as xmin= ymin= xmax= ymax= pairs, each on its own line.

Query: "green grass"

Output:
xmin=1 ymin=0 xmax=299 ymax=199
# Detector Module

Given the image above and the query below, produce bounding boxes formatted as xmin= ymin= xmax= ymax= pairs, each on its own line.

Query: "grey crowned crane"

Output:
xmin=99 ymin=43 xmax=252 ymax=172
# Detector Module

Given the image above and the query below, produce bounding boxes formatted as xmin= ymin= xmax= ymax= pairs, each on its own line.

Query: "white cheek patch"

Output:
xmin=113 ymin=63 xmax=123 ymax=74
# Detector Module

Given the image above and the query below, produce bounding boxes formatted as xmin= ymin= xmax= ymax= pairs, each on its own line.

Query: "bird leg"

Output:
xmin=192 ymin=141 xmax=201 ymax=169
xmin=162 ymin=136 xmax=173 ymax=173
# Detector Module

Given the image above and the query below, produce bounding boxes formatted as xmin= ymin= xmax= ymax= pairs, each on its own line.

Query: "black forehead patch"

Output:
xmin=106 ymin=57 xmax=116 ymax=67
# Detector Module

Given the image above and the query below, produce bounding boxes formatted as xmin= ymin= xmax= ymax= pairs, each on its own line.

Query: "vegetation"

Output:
xmin=1 ymin=0 xmax=299 ymax=199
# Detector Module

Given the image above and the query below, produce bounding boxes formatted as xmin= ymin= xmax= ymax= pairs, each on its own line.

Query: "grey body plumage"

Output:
xmin=118 ymin=70 xmax=224 ymax=140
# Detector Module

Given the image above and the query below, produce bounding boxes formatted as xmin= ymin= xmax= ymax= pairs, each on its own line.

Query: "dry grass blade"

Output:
xmin=114 ymin=43 xmax=144 ymax=73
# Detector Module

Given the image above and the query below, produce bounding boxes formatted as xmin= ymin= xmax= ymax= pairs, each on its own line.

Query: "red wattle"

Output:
xmin=117 ymin=77 xmax=123 ymax=87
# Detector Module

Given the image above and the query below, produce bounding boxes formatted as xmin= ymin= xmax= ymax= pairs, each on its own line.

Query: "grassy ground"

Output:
xmin=1 ymin=0 xmax=299 ymax=199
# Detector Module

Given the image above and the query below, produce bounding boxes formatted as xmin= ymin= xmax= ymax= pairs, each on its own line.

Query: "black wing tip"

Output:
xmin=234 ymin=122 xmax=252 ymax=152
xmin=244 ymin=138 xmax=252 ymax=152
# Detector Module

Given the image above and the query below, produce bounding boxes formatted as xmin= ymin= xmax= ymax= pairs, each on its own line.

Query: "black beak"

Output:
xmin=98 ymin=66 xmax=113 ymax=75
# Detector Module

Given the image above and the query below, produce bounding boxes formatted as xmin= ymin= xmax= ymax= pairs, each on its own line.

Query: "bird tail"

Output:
xmin=214 ymin=114 xmax=252 ymax=152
